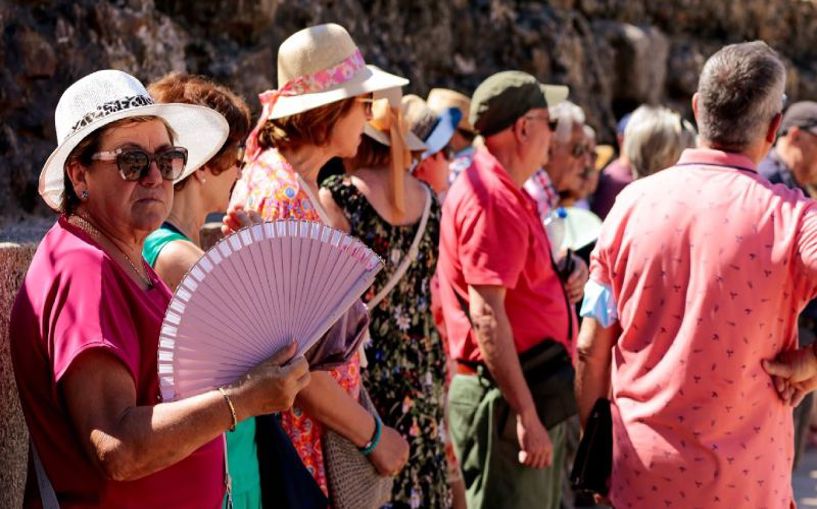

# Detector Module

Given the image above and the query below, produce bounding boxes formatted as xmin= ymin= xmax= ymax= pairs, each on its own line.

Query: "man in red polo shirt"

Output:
xmin=438 ymin=70 xmax=578 ymax=509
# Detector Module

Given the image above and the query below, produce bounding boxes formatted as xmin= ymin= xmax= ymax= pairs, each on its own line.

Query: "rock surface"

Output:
xmin=2 ymin=0 xmax=817 ymax=227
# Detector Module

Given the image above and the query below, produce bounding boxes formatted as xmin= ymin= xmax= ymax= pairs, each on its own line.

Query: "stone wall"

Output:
xmin=4 ymin=0 xmax=817 ymax=222
xmin=0 ymin=243 xmax=37 ymax=508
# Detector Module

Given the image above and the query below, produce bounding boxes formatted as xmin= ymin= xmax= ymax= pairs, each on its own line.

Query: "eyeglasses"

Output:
xmin=524 ymin=114 xmax=559 ymax=132
xmin=355 ymin=97 xmax=375 ymax=116
xmin=570 ymin=143 xmax=589 ymax=159
xmin=91 ymin=146 xmax=188 ymax=181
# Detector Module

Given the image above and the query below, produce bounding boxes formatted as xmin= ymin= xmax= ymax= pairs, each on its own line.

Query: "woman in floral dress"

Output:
xmin=320 ymin=96 xmax=459 ymax=509
xmin=225 ymin=23 xmax=410 ymax=503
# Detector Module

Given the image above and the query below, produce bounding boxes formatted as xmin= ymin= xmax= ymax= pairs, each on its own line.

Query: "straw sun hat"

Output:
xmin=270 ymin=23 xmax=408 ymax=120
xmin=427 ymin=88 xmax=474 ymax=134
xmin=38 ymin=69 xmax=229 ymax=211
xmin=244 ymin=23 xmax=410 ymax=161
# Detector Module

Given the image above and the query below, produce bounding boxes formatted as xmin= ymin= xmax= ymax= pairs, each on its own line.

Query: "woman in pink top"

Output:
xmin=10 ymin=69 xmax=310 ymax=508
xmin=226 ymin=24 xmax=410 ymax=500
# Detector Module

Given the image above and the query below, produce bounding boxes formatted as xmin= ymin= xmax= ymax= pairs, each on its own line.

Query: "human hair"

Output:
xmin=345 ymin=134 xmax=392 ymax=170
xmin=696 ymin=41 xmax=786 ymax=153
xmin=258 ymin=98 xmax=356 ymax=153
xmin=550 ymin=101 xmax=586 ymax=143
xmin=148 ymin=72 xmax=251 ymax=191
xmin=583 ymin=124 xmax=596 ymax=142
xmin=61 ymin=116 xmax=175 ymax=215
xmin=623 ymin=105 xmax=697 ymax=178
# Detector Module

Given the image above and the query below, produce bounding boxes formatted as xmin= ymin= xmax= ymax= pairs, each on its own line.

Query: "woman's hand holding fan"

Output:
xmin=223 ymin=342 xmax=311 ymax=419
xmin=158 ymin=220 xmax=384 ymax=401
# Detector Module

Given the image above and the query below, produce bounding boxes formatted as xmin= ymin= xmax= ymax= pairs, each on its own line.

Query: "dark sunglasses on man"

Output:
xmin=91 ymin=146 xmax=189 ymax=181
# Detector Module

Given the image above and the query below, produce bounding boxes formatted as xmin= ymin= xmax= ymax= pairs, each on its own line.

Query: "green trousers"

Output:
xmin=448 ymin=374 xmax=567 ymax=509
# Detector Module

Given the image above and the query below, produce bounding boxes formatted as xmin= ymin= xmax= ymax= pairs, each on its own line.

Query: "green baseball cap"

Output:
xmin=470 ymin=70 xmax=569 ymax=137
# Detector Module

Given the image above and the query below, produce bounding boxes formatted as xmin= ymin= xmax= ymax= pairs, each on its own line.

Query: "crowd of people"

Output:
xmin=10 ymin=20 xmax=817 ymax=509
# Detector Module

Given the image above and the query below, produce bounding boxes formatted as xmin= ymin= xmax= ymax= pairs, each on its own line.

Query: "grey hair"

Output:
xmin=583 ymin=124 xmax=596 ymax=141
xmin=550 ymin=101 xmax=586 ymax=143
xmin=623 ymin=105 xmax=697 ymax=178
xmin=696 ymin=41 xmax=786 ymax=152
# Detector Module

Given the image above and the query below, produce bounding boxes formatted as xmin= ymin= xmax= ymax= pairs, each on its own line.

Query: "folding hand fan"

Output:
xmin=157 ymin=220 xmax=383 ymax=401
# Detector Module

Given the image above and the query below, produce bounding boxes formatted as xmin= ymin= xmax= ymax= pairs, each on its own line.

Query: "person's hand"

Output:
xmin=221 ymin=204 xmax=263 ymax=235
xmin=516 ymin=408 xmax=553 ymax=469
xmin=368 ymin=424 xmax=410 ymax=476
xmin=763 ymin=346 xmax=817 ymax=406
xmin=565 ymin=255 xmax=588 ymax=304
xmin=229 ymin=342 xmax=311 ymax=417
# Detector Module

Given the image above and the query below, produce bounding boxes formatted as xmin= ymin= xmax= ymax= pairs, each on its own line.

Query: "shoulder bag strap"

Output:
xmin=296 ymin=175 xmax=332 ymax=225
xmin=31 ymin=439 xmax=60 ymax=509
xmin=368 ymin=186 xmax=432 ymax=309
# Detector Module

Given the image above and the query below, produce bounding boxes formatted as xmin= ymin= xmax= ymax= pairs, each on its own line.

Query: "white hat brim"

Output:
xmin=39 ymin=103 xmax=229 ymax=211
xmin=421 ymin=107 xmax=461 ymax=160
xmin=363 ymin=124 xmax=427 ymax=152
xmin=269 ymin=65 xmax=409 ymax=120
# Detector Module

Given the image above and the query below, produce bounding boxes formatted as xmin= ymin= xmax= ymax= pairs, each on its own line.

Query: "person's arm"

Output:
xmin=575 ymin=317 xmax=620 ymax=427
xmin=469 ymin=284 xmax=553 ymax=469
xmin=62 ymin=343 xmax=309 ymax=481
xmin=318 ymin=187 xmax=352 ymax=233
xmin=296 ymin=371 xmax=409 ymax=476
xmin=153 ymin=240 xmax=203 ymax=292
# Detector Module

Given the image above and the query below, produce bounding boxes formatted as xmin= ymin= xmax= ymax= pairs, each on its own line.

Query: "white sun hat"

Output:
xmin=38 ymin=69 xmax=229 ymax=211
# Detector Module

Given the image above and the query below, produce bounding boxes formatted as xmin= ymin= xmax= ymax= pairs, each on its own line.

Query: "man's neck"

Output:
xmin=699 ymin=139 xmax=770 ymax=167
xmin=485 ymin=143 xmax=534 ymax=188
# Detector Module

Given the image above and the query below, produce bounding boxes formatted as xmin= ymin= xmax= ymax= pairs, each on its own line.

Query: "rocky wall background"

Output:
xmin=2 ymin=0 xmax=817 ymax=228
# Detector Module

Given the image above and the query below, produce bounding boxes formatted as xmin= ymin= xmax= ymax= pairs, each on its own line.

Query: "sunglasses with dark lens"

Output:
xmin=524 ymin=114 xmax=559 ymax=133
xmin=92 ymin=146 xmax=189 ymax=181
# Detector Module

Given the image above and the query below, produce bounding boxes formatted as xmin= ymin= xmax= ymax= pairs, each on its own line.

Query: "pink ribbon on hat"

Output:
xmin=244 ymin=49 xmax=367 ymax=162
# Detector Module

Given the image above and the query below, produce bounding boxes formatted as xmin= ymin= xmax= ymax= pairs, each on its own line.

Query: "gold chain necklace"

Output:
xmin=72 ymin=214 xmax=154 ymax=289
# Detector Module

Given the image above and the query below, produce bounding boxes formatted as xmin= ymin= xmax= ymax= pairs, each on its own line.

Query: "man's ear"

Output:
xmin=766 ymin=112 xmax=783 ymax=144
xmin=691 ymin=93 xmax=700 ymax=122
xmin=513 ymin=116 xmax=528 ymax=144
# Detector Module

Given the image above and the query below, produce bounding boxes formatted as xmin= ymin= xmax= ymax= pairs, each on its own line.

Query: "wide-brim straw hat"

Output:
xmin=363 ymin=99 xmax=427 ymax=151
xmin=268 ymin=23 xmax=409 ymax=120
xmin=38 ymin=69 xmax=229 ymax=211
xmin=427 ymin=87 xmax=474 ymax=134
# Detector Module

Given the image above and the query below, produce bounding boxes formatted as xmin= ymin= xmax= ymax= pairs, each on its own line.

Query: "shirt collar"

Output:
xmin=474 ymin=147 xmax=539 ymax=213
xmin=676 ymin=148 xmax=757 ymax=173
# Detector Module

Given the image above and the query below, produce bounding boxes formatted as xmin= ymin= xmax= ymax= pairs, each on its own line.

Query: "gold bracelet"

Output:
xmin=218 ymin=387 xmax=237 ymax=432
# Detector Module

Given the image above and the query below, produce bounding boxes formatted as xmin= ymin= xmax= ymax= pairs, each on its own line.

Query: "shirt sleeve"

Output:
xmin=51 ymin=251 xmax=142 ymax=384
xmin=795 ymin=200 xmax=817 ymax=298
xmin=458 ymin=195 xmax=528 ymax=289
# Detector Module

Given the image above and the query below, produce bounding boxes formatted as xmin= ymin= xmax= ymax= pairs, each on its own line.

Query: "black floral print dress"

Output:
xmin=323 ymin=175 xmax=451 ymax=509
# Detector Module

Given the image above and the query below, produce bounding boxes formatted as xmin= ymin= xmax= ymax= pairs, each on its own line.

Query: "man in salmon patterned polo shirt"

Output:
xmin=576 ymin=40 xmax=817 ymax=509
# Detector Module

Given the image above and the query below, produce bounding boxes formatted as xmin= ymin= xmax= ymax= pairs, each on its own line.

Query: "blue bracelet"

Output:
xmin=360 ymin=415 xmax=383 ymax=456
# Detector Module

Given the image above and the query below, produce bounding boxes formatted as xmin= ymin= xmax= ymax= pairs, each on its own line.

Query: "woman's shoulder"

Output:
xmin=322 ymin=173 xmax=362 ymax=211
xmin=143 ymin=226 xmax=189 ymax=267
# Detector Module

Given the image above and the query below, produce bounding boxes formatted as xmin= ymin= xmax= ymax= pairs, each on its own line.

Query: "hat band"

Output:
xmin=68 ymin=94 xmax=155 ymax=137
xmin=245 ymin=49 xmax=367 ymax=161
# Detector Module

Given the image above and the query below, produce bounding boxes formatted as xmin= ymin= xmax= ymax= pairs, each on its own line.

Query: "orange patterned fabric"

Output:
xmin=229 ymin=146 xmax=362 ymax=495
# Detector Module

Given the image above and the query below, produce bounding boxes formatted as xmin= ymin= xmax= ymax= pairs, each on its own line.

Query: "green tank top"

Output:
xmin=142 ymin=223 xmax=188 ymax=267
xmin=142 ymin=223 xmax=263 ymax=509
